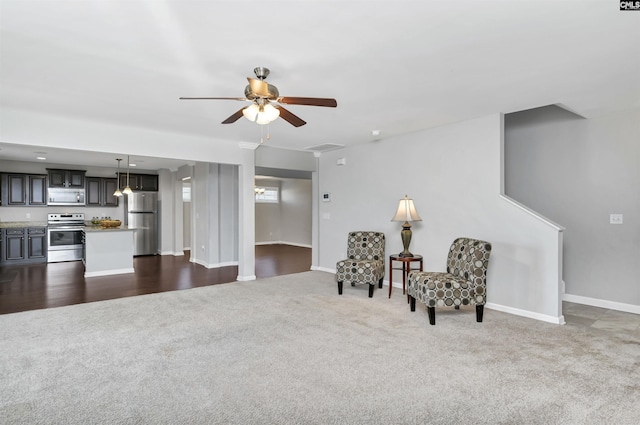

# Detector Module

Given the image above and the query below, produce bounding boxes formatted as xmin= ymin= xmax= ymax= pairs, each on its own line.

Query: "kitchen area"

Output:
xmin=0 ymin=163 xmax=159 ymax=277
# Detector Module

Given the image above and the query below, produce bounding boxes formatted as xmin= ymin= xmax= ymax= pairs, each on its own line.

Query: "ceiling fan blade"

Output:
xmin=247 ymin=78 xmax=270 ymax=97
xmin=179 ymin=97 xmax=247 ymax=101
xmin=221 ymin=108 xmax=246 ymax=124
xmin=277 ymin=97 xmax=337 ymax=107
xmin=277 ymin=106 xmax=306 ymax=127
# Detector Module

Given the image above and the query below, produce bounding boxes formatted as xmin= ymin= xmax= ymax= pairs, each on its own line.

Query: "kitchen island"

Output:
xmin=83 ymin=226 xmax=135 ymax=277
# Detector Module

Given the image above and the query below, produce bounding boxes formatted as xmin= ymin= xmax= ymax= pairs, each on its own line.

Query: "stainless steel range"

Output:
xmin=47 ymin=213 xmax=85 ymax=263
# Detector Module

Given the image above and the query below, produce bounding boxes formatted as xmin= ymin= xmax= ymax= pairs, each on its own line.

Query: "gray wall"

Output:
xmin=254 ymin=146 xmax=316 ymax=248
xmin=191 ymin=162 xmax=238 ymax=268
xmin=255 ymin=179 xmax=282 ymax=244
xmin=280 ymin=179 xmax=312 ymax=246
xmin=505 ymin=106 xmax=640 ymax=309
xmin=183 ymin=200 xmax=191 ymax=250
xmin=317 ymin=114 xmax=565 ymax=323
xmin=255 ymin=178 xmax=312 ymax=247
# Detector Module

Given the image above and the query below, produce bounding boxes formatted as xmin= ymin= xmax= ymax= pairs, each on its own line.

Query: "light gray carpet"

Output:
xmin=1 ymin=271 xmax=639 ymax=425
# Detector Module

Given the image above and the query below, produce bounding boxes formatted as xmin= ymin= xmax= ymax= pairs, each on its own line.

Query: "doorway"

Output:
xmin=254 ymin=175 xmax=312 ymax=276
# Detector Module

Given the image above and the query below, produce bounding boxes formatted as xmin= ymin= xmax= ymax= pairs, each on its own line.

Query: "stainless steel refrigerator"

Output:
xmin=124 ymin=191 xmax=158 ymax=256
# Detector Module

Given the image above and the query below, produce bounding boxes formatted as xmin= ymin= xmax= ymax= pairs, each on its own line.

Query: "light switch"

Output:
xmin=610 ymin=214 xmax=623 ymax=224
xmin=322 ymin=213 xmax=331 ymax=220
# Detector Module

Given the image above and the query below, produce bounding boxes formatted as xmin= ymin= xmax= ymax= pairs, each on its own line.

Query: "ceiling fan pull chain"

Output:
xmin=267 ymin=123 xmax=271 ymax=140
xmin=260 ymin=124 xmax=264 ymax=144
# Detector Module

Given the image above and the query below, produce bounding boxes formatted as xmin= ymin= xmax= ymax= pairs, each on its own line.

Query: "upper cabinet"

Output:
xmin=86 ymin=177 xmax=119 ymax=207
xmin=47 ymin=169 xmax=86 ymax=188
xmin=118 ymin=173 xmax=158 ymax=191
xmin=0 ymin=173 xmax=47 ymax=207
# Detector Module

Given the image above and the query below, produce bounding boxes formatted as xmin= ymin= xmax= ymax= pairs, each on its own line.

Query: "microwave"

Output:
xmin=47 ymin=188 xmax=86 ymax=206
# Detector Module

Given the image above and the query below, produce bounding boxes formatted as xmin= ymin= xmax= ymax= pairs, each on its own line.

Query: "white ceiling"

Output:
xmin=1 ymin=0 xmax=639 ymax=170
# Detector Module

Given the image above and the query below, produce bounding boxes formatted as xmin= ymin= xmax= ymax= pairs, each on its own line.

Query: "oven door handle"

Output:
xmin=48 ymin=226 xmax=85 ymax=230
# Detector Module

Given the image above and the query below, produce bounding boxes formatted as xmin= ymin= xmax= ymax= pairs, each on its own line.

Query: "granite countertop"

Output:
xmin=83 ymin=225 xmax=135 ymax=233
xmin=0 ymin=221 xmax=135 ymax=231
xmin=0 ymin=221 xmax=48 ymax=228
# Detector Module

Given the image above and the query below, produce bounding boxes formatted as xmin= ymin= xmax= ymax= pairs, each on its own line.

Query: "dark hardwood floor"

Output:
xmin=0 ymin=244 xmax=311 ymax=315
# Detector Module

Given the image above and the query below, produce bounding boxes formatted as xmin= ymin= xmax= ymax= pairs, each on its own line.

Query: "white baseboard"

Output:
xmin=237 ymin=275 xmax=256 ymax=281
xmin=159 ymin=251 xmax=184 ymax=256
xmin=191 ymin=258 xmax=238 ymax=269
xmin=255 ymin=241 xmax=312 ymax=248
xmin=485 ymin=302 xmax=565 ymax=325
xmin=85 ymin=267 xmax=135 ymax=278
xmin=311 ymin=266 xmax=335 ymax=273
xmin=310 ymin=267 xmax=564 ymax=324
xmin=563 ymin=293 xmax=640 ymax=315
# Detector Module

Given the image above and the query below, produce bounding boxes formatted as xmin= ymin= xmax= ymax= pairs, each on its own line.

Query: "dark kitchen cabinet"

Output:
xmin=28 ymin=175 xmax=47 ymax=205
xmin=27 ymin=228 xmax=47 ymax=260
xmin=1 ymin=227 xmax=47 ymax=265
xmin=103 ymin=178 xmax=119 ymax=206
xmin=86 ymin=177 xmax=101 ymax=206
xmin=4 ymin=229 xmax=25 ymax=262
xmin=118 ymin=173 xmax=158 ymax=191
xmin=3 ymin=174 xmax=25 ymax=205
xmin=0 ymin=173 xmax=47 ymax=207
xmin=86 ymin=177 xmax=119 ymax=207
xmin=47 ymin=169 xmax=85 ymax=188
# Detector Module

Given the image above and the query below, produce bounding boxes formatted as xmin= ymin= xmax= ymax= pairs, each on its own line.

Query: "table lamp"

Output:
xmin=391 ymin=195 xmax=422 ymax=257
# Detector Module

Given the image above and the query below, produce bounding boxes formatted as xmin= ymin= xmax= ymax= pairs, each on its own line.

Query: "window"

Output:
xmin=255 ymin=186 xmax=278 ymax=203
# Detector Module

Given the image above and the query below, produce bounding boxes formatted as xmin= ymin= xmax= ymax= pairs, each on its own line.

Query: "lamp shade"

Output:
xmin=243 ymin=103 xmax=280 ymax=125
xmin=261 ymin=103 xmax=280 ymax=121
xmin=391 ymin=195 xmax=422 ymax=222
xmin=242 ymin=104 xmax=260 ymax=122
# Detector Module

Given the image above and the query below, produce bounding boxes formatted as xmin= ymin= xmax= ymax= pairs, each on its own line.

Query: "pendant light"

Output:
xmin=113 ymin=158 xmax=123 ymax=197
xmin=122 ymin=155 xmax=133 ymax=195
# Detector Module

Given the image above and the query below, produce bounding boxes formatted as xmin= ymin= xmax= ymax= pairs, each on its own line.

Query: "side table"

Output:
xmin=388 ymin=254 xmax=423 ymax=299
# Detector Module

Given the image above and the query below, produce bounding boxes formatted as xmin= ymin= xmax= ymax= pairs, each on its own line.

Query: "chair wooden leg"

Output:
xmin=368 ymin=284 xmax=374 ymax=298
xmin=378 ymin=278 xmax=383 ymax=289
xmin=410 ymin=296 xmax=416 ymax=311
xmin=427 ymin=307 xmax=436 ymax=325
xmin=338 ymin=281 xmax=343 ymax=295
xmin=476 ymin=305 xmax=484 ymax=322
xmin=455 ymin=305 xmax=460 ymax=310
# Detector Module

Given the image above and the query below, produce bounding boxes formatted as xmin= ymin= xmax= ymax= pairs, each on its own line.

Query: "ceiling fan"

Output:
xmin=179 ymin=67 xmax=337 ymax=127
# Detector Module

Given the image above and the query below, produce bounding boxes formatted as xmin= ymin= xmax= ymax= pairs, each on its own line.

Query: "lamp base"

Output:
xmin=399 ymin=222 xmax=414 ymax=258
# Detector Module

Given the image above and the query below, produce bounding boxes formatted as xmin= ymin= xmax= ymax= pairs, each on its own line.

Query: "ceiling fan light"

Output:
xmin=256 ymin=113 xmax=271 ymax=125
xmin=262 ymin=103 xmax=280 ymax=122
xmin=242 ymin=104 xmax=259 ymax=122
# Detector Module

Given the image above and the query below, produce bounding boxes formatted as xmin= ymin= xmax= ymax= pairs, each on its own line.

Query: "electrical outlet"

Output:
xmin=610 ymin=214 xmax=623 ymax=224
xmin=26 ymin=213 xmax=31 ymax=219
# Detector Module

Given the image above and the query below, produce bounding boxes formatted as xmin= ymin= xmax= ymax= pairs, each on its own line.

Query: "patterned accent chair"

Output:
xmin=335 ymin=231 xmax=386 ymax=298
xmin=407 ymin=237 xmax=492 ymax=325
